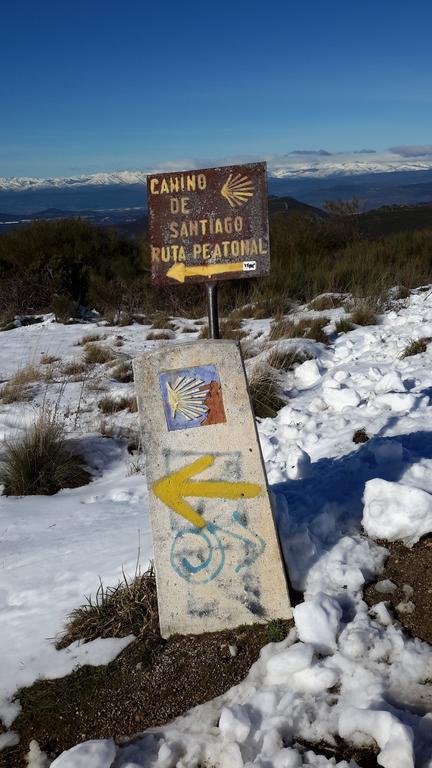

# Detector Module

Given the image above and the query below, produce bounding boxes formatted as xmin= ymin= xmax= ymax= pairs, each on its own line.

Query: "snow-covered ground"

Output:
xmin=2 ymin=290 xmax=432 ymax=767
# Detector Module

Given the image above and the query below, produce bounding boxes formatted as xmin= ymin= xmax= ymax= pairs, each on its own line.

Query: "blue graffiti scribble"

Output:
xmin=170 ymin=514 xmax=266 ymax=583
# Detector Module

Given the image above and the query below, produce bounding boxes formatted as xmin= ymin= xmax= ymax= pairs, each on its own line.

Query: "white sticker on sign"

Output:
xmin=243 ymin=261 xmax=257 ymax=272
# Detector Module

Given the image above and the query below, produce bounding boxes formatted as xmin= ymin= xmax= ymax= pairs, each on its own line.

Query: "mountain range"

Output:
xmin=2 ymin=151 xmax=432 ymax=217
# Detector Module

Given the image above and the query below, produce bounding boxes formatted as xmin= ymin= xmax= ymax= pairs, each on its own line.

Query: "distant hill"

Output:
xmin=268 ymin=195 xmax=328 ymax=219
xmin=358 ymin=203 xmax=432 ymax=238
xmin=1 ymin=196 xmax=431 ymax=240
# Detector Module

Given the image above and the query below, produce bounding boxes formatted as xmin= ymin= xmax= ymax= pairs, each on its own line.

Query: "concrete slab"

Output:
xmin=133 ymin=340 xmax=292 ymax=637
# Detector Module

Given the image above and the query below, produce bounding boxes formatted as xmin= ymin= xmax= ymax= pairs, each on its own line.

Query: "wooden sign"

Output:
xmin=133 ymin=340 xmax=291 ymax=637
xmin=147 ymin=162 xmax=270 ymax=285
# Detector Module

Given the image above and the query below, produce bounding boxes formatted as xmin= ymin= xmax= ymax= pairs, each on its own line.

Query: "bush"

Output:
xmin=0 ymin=415 xmax=89 ymax=496
xmin=151 ymin=313 xmax=175 ymax=330
xmin=62 ymin=360 xmax=88 ymax=376
xmin=0 ymin=364 xmax=42 ymax=403
xmin=84 ymin=344 xmax=116 ymax=364
xmin=57 ymin=564 xmax=158 ymax=647
xmin=308 ymin=294 xmax=343 ymax=311
xmin=267 ymin=347 xmax=311 ymax=371
xmin=146 ymin=330 xmax=173 ymax=340
xmin=248 ymin=365 xmax=285 ymax=418
xmin=75 ymin=333 xmax=107 ymax=346
xmin=111 ymin=361 xmax=133 ymax=383
xmin=269 ymin=317 xmax=329 ymax=344
xmin=402 ymin=338 xmax=431 ymax=357
xmin=351 ymin=304 xmax=377 ymax=326
xmin=306 ymin=318 xmax=329 ymax=343
xmin=335 ymin=318 xmax=354 ymax=334
xmin=98 ymin=395 xmax=136 ymax=414
xmin=52 ymin=294 xmax=79 ymax=323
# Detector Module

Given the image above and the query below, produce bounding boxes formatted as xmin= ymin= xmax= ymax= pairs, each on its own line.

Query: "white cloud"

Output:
xmin=390 ymin=145 xmax=432 ymax=157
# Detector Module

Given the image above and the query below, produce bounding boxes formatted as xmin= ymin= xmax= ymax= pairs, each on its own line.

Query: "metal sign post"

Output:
xmin=147 ymin=161 xmax=270 ymax=335
xmin=206 ymin=282 xmax=220 ymax=339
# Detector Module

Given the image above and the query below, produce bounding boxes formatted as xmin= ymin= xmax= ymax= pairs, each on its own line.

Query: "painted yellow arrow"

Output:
xmin=166 ymin=262 xmax=244 ymax=283
xmin=153 ymin=455 xmax=262 ymax=528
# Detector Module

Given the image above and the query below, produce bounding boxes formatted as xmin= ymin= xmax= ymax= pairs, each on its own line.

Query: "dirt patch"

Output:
xmin=364 ymin=535 xmax=432 ymax=645
xmin=1 ymin=622 xmax=291 ymax=768
xmin=295 ymin=738 xmax=379 ymax=767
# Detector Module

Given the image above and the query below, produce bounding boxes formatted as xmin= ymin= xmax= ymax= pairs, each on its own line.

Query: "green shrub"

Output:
xmin=52 ymin=294 xmax=79 ymax=323
xmin=402 ymin=338 xmax=431 ymax=357
xmin=248 ymin=365 xmax=285 ymax=418
xmin=335 ymin=318 xmax=354 ymax=334
xmin=266 ymin=619 xmax=289 ymax=643
xmin=0 ymin=415 xmax=89 ymax=496
xmin=57 ymin=564 xmax=158 ymax=647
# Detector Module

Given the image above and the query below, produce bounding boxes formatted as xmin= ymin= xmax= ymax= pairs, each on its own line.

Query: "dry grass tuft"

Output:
xmin=40 ymin=354 xmax=60 ymax=365
xmin=128 ymin=396 xmax=138 ymax=413
xmin=269 ymin=317 xmax=329 ymax=344
xmin=268 ymin=319 xmax=296 ymax=341
xmin=0 ymin=364 xmax=42 ymax=403
xmin=57 ymin=564 xmax=158 ymax=648
xmin=350 ymin=304 xmax=377 ymax=326
xmin=229 ymin=305 xmax=255 ymax=320
xmin=199 ymin=318 xmax=247 ymax=340
xmin=75 ymin=332 xmax=107 ymax=347
xmin=151 ymin=313 xmax=175 ymax=330
xmin=240 ymin=339 xmax=259 ymax=360
xmin=146 ymin=330 xmax=173 ymax=340
xmin=98 ymin=395 xmax=137 ymax=414
xmin=110 ymin=361 xmax=133 ymax=383
xmin=267 ymin=347 xmax=311 ymax=371
xmin=0 ymin=414 xmax=90 ymax=496
xmin=308 ymin=294 xmax=343 ymax=311
xmin=248 ymin=365 xmax=285 ymax=419
xmin=62 ymin=361 xmax=88 ymax=377
xmin=84 ymin=344 xmax=116 ymax=364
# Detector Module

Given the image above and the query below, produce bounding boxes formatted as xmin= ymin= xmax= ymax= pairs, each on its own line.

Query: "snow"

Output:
xmin=363 ymin=478 xmax=432 ymax=545
xmin=50 ymin=740 xmax=116 ymax=768
xmin=3 ymin=149 xmax=432 ymax=192
xmin=293 ymin=593 xmax=342 ymax=653
xmin=2 ymin=289 xmax=432 ymax=766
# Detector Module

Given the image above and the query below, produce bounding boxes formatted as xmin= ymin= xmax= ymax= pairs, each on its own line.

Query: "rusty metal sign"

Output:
xmin=147 ymin=162 xmax=270 ymax=285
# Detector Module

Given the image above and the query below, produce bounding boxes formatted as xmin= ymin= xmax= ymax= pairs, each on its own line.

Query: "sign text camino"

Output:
xmin=148 ymin=162 xmax=270 ymax=285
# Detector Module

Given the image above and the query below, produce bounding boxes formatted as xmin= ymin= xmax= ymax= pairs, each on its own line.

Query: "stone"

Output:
xmin=133 ymin=340 xmax=292 ymax=637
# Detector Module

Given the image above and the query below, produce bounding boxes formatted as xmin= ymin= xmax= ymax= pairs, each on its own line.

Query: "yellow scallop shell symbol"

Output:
xmin=220 ymin=172 xmax=255 ymax=208
xmin=166 ymin=376 xmax=209 ymax=421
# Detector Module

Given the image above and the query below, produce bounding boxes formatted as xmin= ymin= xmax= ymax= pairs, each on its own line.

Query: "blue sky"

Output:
xmin=1 ymin=0 xmax=432 ymax=177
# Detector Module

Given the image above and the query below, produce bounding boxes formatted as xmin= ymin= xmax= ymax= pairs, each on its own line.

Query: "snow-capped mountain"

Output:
xmin=3 ymin=149 xmax=432 ymax=193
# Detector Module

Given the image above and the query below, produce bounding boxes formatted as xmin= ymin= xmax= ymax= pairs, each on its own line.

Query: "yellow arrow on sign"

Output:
xmin=166 ymin=262 xmax=244 ymax=283
xmin=153 ymin=455 xmax=262 ymax=528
